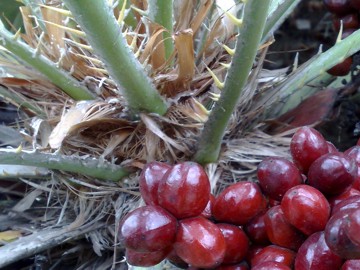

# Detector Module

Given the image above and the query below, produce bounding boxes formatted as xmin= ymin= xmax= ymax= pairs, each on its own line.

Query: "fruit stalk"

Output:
xmin=62 ymin=0 xmax=168 ymax=115
xmin=0 ymin=150 xmax=129 ymax=181
xmin=148 ymin=0 xmax=174 ymax=61
xmin=0 ymin=21 xmax=95 ymax=101
xmin=194 ymin=0 xmax=271 ymax=164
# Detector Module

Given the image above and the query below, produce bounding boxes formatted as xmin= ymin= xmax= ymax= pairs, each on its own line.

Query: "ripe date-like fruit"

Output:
xmin=345 ymin=208 xmax=360 ymax=246
xmin=244 ymin=213 xmax=270 ymax=245
xmin=257 ymin=157 xmax=303 ymax=201
xmin=290 ymin=126 xmax=329 ymax=173
xmin=294 ymin=231 xmax=342 ymax=270
xmin=139 ymin=161 xmax=171 ymax=205
xmin=216 ymin=262 xmax=250 ymax=270
xmin=264 ymin=205 xmax=305 ymax=250
xmin=328 ymin=188 xmax=360 ymax=210
xmin=250 ymin=245 xmax=296 ymax=268
xmin=281 ymin=185 xmax=330 ymax=235
xmin=331 ymin=195 xmax=360 ymax=215
xmin=325 ymin=209 xmax=360 ymax=259
xmin=125 ymin=247 xmax=171 ymax=267
xmin=323 ymin=0 xmax=354 ymax=15
xmin=327 ymin=57 xmax=353 ymax=76
xmin=174 ymin=217 xmax=226 ymax=268
xmin=201 ymin=193 xmax=215 ymax=219
xmin=212 ymin=182 xmax=267 ymax=225
xmin=119 ymin=205 xmax=177 ymax=252
xmin=307 ymin=153 xmax=357 ymax=195
xmin=251 ymin=261 xmax=291 ymax=270
xmin=158 ymin=162 xmax=210 ymax=219
xmin=217 ymin=223 xmax=249 ymax=265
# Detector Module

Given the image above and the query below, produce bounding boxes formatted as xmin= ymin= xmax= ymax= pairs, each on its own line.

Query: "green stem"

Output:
xmin=63 ymin=0 xmax=168 ymax=115
xmin=0 ymin=21 xmax=95 ymax=101
xmin=267 ymin=29 xmax=360 ymax=118
xmin=148 ymin=0 xmax=174 ymax=61
xmin=262 ymin=0 xmax=301 ymax=42
xmin=194 ymin=0 xmax=271 ymax=164
xmin=0 ymin=150 xmax=129 ymax=181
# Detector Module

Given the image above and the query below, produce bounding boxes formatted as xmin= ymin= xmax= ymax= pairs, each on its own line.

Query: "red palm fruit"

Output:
xmin=125 ymin=247 xmax=171 ymax=267
xmin=158 ymin=162 xmax=210 ymax=219
xmin=119 ymin=205 xmax=177 ymax=252
xmin=250 ymin=245 xmax=296 ymax=268
xmin=212 ymin=181 xmax=267 ymax=225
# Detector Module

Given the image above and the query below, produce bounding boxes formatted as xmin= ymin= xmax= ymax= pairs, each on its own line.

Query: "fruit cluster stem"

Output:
xmin=148 ymin=0 xmax=174 ymax=61
xmin=0 ymin=150 xmax=129 ymax=181
xmin=62 ymin=0 xmax=168 ymax=115
xmin=194 ymin=0 xmax=271 ymax=164
xmin=0 ymin=21 xmax=95 ymax=101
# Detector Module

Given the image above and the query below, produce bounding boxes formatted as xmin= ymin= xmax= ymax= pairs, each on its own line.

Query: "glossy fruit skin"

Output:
xmin=345 ymin=208 xmax=360 ymax=246
xmin=212 ymin=182 xmax=267 ymax=225
xmin=119 ymin=205 xmax=177 ymax=252
xmin=325 ymin=209 xmax=360 ymax=259
xmin=328 ymin=188 xmax=360 ymax=210
xmin=250 ymin=245 xmax=296 ymax=268
xmin=281 ymin=185 xmax=330 ymax=235
xmin=331 ymin=195 xmax=360 ymax=215
xmin=345 ymin=146 xmax=360 ymax=191
xmin=174 ymin=217 xmax=226 ymax=268
xmin=290 ymin=126 xmax=329 ymax=173
xmin=166 ymin=248 xmax=189 ymax=269
xmin=323 ymin=0 xmax=354 ymax=15
xmin=327 ymin=57 xmax=353 ymax=76
xmin=341 ymin=260 xmax=360 ymax=270
xmin=125 ymin=247 xmax=171 ymax=267
xmin=294 ymin=231 xmax=342 ymax=270
xmin=201 ymin=193 xmax=215 ymax=219
xmin=139 ymin=161 xmax=172 ymax=205
xmin=264 ymin=205 xmax=305 ymax=250
xmin=217 ymin=223 xmax=250 ymax=265
xmin=158 ymin=162 xmax=210 ymax=219
xmin=307 ymin=153 xmax=357 ymax=195
xmin=244 ymin=213 xmax=270 ymax=245
xmin=257 ymin=157 xmax=303 ymax=201
xmin=251 ymin=261 xmax=291 ymax=270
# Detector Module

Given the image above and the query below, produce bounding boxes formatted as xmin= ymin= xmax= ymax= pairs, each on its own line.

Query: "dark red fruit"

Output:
xmin=328 ymin=188 xmax=360 ymax=209
xmin=174 ymin=217 xmax=226 ymax=268
xmin=217 ymin=223 xmax=249 ymax=265
xmin=201 ymin=193 xmax=215 ymax=219
xmin=327 ymin=57 xmax=353 ymax=76
xmin=307 ymin=153 xmax=357 ymax=195
xmin=212 ymin=182 xmax=266 ymax=225
xmin=281 ymin=185 xmax=330 ymax=235
xmin=244 ymin=213 xmax=270 ymax=245
xmin=325 ymin=209 xmax=360 ymax=259
xmin=139 ymin=161 xmax=171 ymax=205
xmin=323 ymin=0 xmax=354 ymax=15
xmin=257 ymin=157 xmax=303 ymax=201
xmin=125 ymin=247 xmax=171 ymax=267
xmin=294 ymin=231 xmax=342 ymax=270
xmin=290 ymin=126 xmax=329 ymax=173
xmin=327 ymin=141 xmax=338 ymax=153
xmin=350 ymin=0 xmax=360 ymax=9
xmin=341 ymin=260 xmax=360 ymax=269
xmin=158 ymin=162 xmax=210 ymax=219
xmin=345 ymin=208 xmax=360 ymax=246
xmin=332 ymin=13 xmax=359 ymax=30
xmin=251 ymin=261 xmax=291 ymax=270
xmin=167 ymin=248 xmax=189 ymax=269
xmin=250 ymin=245 xmax=296 ymax=268
xmin=264 ymin=205 xmax=305 ymax=250
xmin=345 ymin=146 xmax=360 ymax=191
xmin=331 ymin=195 xmax=360 ymax=215
xmin=216 ymin=262 xmax=250 ymax=270
xmin=119 ymin=205 xmax=177 ymax=252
